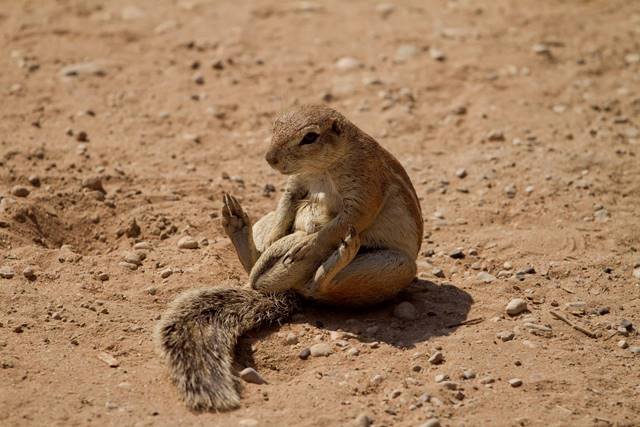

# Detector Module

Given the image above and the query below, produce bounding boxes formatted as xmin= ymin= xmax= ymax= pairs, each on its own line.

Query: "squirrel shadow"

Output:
xmin=237 ymin=278 xmax=473 ymax=368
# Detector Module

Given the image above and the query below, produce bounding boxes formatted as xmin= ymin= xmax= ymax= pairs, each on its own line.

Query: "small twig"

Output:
xmin=447 ymin=317 xmax=484 ymax=328
xmin=550 ymin=310 xmax=597 ymax=338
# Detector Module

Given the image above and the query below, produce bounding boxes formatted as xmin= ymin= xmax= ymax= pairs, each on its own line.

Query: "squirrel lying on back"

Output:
xmin=155 ymin=104 xmax=423 ymax=411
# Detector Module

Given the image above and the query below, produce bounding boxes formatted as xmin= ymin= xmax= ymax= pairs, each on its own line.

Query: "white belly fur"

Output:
xmin=294 ymin=174 xmax=342 ymax=234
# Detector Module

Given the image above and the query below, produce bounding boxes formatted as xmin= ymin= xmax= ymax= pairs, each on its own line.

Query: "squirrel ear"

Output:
xmin=330 ymin=118 xmax=342 ymax=136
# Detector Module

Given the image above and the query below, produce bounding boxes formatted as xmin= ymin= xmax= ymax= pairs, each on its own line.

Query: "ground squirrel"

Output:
xmin=155 ymin=104 xmax=423 ymax=411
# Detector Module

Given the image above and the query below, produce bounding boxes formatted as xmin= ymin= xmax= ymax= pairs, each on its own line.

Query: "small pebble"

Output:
xmin=22 ymin=266 xmax=36 ymax=281
xmin=353 ymin=413 xmax=373 ymax=427
xmin=177 ymin=236 xmax=199 ymax=249
xmin=429 ymin=48 xmax=446 ymax=61
xmin=97 ymin=352 xmax=120 ymax=368
xmin=506 ymin=298 xmax=527 ymax=316
xmin=630 ymin=346 xmax=640 ymax=354
xmin=335 ymin=57 xmax=361 ymax=72
xmin=497 ymin=331 xmax=515 ymax=342
xmin=97 ymin=272 xmax=109 ymax=281
xmin=449 ymin=248 xmax=465 ymax=259
xmin=122 ymin=251 xmax=144 ymax=266
xmin=11 ymin=186 xmax=30 ymax=197
xmin=309 ymin=343 xmax=332 ymax=357
xmin=618 ymin=339 xmax=628 ymax=349
xmin=435 ymin=373 xmax=449 ymax=383
xmin=81 ymin=176 xmax=105 ymax=193
xmin=420 ymin=418 xmax=441 ymax=427
xmin=429 ymin=351 xmax=444 ymax=365
xmin=28 ymin=175 xmax=41 ymax=187
xmin=480 ymin=376 xmax=495 ymax=384
xmin=504 ymin=184 xmax=517 ymax=198
xmin=239 ymin=367 xmax=267 ymax=384
xmin=432 ymin=268 xmax=445 ymax=278
xmin=298 ymin=348 xmax=311 ymax=360
xmin=76 ymin=131 xmax=89 ymax=142
xmin=393 ymin=301 xmax=418 ymax=320
xmin=455 ymin=168 xmax=467 ymax=178
xmin=160 ymin=268 xmax=173 ymax=279
xmin=284 ymin=332 xmax=298 ymax=345
xmin=477 ymin=271 xmax=496 ymax=283
xmin=462 ymin=370 xmax=476 ymax=380
xmin=0 ymin=266 xmax=16 ymax=279
xmin=508 ymin=378 xmax=523 ymax=387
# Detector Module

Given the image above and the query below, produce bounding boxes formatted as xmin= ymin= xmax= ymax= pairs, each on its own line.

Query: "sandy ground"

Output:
xmin=1 ymin=1 xmax=640 ymax=426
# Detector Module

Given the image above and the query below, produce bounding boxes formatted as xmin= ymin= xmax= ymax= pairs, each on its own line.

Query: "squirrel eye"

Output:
xmin=299 ymin=132 xmax=320 ymax=146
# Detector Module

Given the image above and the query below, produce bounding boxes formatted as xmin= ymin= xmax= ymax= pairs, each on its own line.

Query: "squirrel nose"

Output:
xmin=265 ymin=150 xmax=279 ymax=167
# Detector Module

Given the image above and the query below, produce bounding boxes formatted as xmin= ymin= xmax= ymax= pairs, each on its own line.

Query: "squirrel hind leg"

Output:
xmin=311 ymin=249 xmax=416 ymax=306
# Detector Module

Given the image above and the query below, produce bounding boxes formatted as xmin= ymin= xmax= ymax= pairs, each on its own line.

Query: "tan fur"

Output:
xmin=155 ymin=104 xmax=423 ymax=411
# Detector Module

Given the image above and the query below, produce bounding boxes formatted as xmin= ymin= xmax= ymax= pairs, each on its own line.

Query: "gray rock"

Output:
xmin=11 ymin=186 xmax=30 ymax=197
xmin=370 ymin=374 xmax=384 ymax=385
xmin=629 ymin=346 xmax=640 ymax=354
xmin=298 ymin=348 xmax=311 ymax=360
xmin=177 ymin=236 xmax=199 ymax=249
xmin=393 ymin=301 xmax=418 ymax=320
xmin=506 ymin=298 xmax=527 ymax=316
xmin=284 ymin=333 xmax=298 ymax=345
xmin=477 ymin=271 xmax=496 ymax=283
xmin=309 ymin=343 xmax=332 ymax=357
xmin=122 ymin=251 xmax=144 ymax=266
xmin=81 ymin=176 xmax=106 ymax=193
xmin=354 ymin=413 xmax=373 ymax=427
xmin=239 ymin=367 xmax=267 ymax=384
xmin=119 ymin=261 xmax=138 ymax=271
xmin=618 ymin=339 xmax=628 ymax=349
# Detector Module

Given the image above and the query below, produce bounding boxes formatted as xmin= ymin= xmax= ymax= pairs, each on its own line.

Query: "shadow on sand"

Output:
xmin=237 ymin=278 xmax=473 ymax=364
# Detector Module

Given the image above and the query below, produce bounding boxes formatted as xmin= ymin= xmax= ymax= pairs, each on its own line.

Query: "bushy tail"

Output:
xmin=154 ymin=286 xmax=297 ymax=411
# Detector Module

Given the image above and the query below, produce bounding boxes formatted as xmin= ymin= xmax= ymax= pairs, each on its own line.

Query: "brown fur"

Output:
xmin=154 ymin=286 xmax=297 ymax=411
xmin=155 ymin=104 xmax=423 ymax=411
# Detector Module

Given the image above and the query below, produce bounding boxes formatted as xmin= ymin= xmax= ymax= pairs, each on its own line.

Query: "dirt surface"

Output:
xmin=1 ymin=1 xmax=640 ymax=426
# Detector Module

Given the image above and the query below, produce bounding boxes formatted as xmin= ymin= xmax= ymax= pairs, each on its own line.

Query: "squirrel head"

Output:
xmin=266 ymin=104 xmax=350 ymax=175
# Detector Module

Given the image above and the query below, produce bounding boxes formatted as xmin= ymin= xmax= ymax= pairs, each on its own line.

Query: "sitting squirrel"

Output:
xmin=155 ymin=104 xmax=423 ymax=411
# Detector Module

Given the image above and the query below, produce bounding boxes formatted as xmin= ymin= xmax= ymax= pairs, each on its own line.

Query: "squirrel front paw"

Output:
xmin=221 ymin=193 xmax=251 ymax=236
